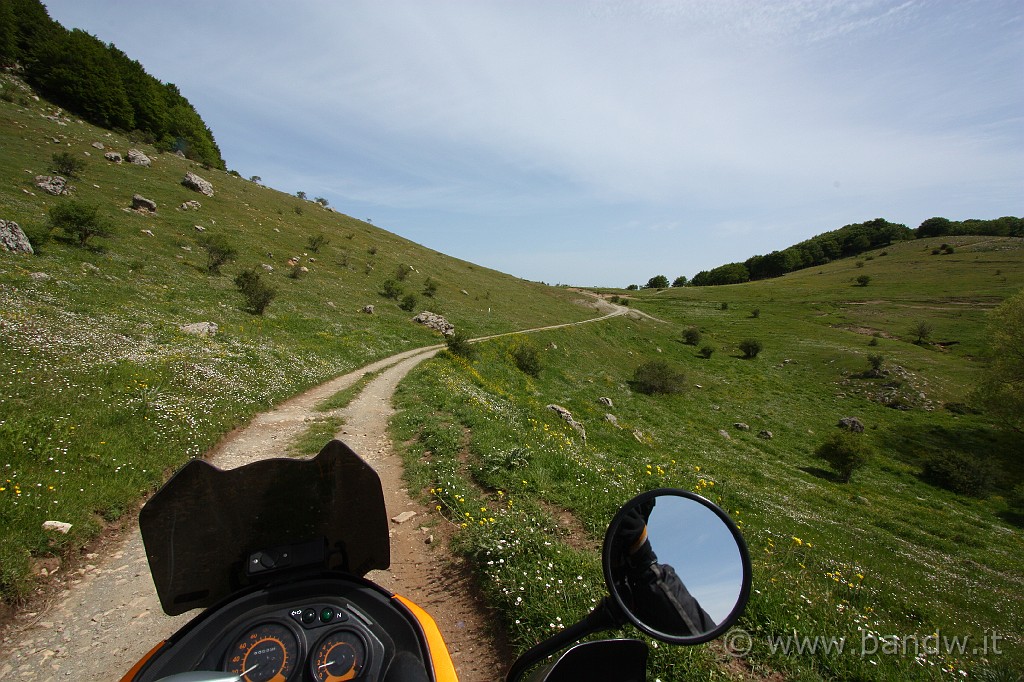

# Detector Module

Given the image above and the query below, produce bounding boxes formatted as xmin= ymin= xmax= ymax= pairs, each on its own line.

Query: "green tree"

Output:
xmin=632 ymin=360 xmax=686 ymax=395
xmin=671 ymin=275 xmax=688 ymax=287
xmin=234 ymin=269 xmax=276 ymax=315
xmin=0 ymin=1 xmax=17 ymax=66
xmin=911 ymin=321 xmax=933 ymax=344
xmin=47 ymin=200 xmax=110 ymax=246
xmin=977 ymin=289 xmax=1024 ymax=431
xmin=645 ymin=275 xmax=669 ymax=289
xmin=198 ymin=233 xmax=236 ymax=275
xmin=815 ymin=432 xmax=870 ymax=482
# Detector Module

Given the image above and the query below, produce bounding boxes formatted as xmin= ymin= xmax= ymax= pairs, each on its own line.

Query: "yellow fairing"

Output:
xmin=394 ymin=595 xmax=459 ymax=682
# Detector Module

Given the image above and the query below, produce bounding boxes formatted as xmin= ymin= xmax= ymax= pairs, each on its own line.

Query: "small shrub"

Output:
xmin=699 ymin=345 xmax=715 ymax=359
xmin=198 ymin=233 xmax=237 ymax=275
xmin=815 ymin=432 xmax=870 ymax=483
xmin=399 ymin=293 xmax=418 ymax=312
xmin=234 ymin=268 xmax=277 ymax=315
xmin=445 ymin=330 xmax=477 ymax=360
xmin=381 ymin=279 xmax=403 ymax=300
xmin=422 ymin=277 xmax=438 ymax=298
xmin=288 ymin=262 xmax=305 ymax=279
xmin=683 ymin=327 xmax=701 ymax=346
xmin=510 ymin=341 xmax=542 ymax=377
xmin=855 ymin=260 xmax=865 ymax=268
xmin=314 ymin=197 xmax=329 ymax=207
xmin=920 ymin=450 xmax=996 ymax=497
xmin=632 ymin=360 xmax=686 ymax=395
xmin=879 ymin=251 xmax=888 ymax=256
xmin=751 ymin=308 xmax=761 ymax=319
xmin=867 ymin=353 xmax=885 ymax=372
xmin=868 ymin=336 xmax=880 ymax=347
xmin=51 ymin=151 xmax=86 ymax=179
xmin=720 ymin=302 xmax=729 ymax=310
xmin=395 ymin=263 xmax=413 ymax=281
xmin=48 ymin=200 xmax=111 ymax=247
xmin=856 ymin=274 xmax=871 ymax=287
xmin=306 ymin=234 xmax=328 ymax=252
xmin=368 ymin=245 xmax=378 ymax=255
xmin=739 ymin=338 xmax=762 ymax=359
xmin=911 ymin=321 xmax=933 ymax=344
xmin=626 ymin=284 xmax=639 ymax=291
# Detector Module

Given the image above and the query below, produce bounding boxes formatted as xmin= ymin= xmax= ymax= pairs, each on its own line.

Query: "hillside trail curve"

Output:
xmin=0 ymin=299 xmax=628 ymax=682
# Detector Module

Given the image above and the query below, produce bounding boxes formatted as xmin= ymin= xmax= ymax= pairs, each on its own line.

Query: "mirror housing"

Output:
xmin=602 ymin=488 xmax=751 ymax=644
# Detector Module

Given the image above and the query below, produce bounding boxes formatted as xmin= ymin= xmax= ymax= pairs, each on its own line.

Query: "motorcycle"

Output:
xmin=121 ymin=440 xmax=751 ymax=682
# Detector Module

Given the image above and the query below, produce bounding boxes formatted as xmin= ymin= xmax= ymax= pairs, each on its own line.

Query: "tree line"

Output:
xmin=0 ymin=0 xmax=224 ymax=169
xmin=640 ymin=216 xmax=1023 ymax=289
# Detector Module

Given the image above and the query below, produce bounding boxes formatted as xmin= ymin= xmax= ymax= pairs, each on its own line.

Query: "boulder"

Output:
xmin=104 ymin=151 xmax=123 ymax=164
xmin=837 ymin=417 xmax=865 ymax=433
xmin=132 ymin=194 xmax=157 ymax=212
xmin=0 ymin=220 xmax=34 ymax=254
xmin=179 ymin=200 xmax=202 ymax=210
xmin=35 ymin=175 xmax=72 ymax=196
xmin=361 ymin=305 xmax=375 ymax=315
xmin=598 ymin=397 xmax=614 ymax=408
xmin=604 ymin=413 xmax=620 ymax=428
xmin=91 ymin=141 xmax=105 ymax=150
xmin=261 ymin=264 xmax=274 ymax=272
xmin=182 ymin=172 xmax=214 ymax=197
xmin=180 ymin=322 xmax=218 ymax=337
xmin=127 ymin=149 xmax=151 ymax=166
xmin=734 ymin=422 xmax=750 ymax=431
xmin=547 ymin=404 xmax=586 ymax=440
xmin=412 ymin=311 xmax=454 ymax=336
xmin=757 ymin=430 xmax=773 ymax=440
xmin=718 ymin=429 xmax=731 ymax=440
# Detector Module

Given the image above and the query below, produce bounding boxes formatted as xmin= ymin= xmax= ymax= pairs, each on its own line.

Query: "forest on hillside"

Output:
xmin=0 ymin=0 xmax=224 ymax=169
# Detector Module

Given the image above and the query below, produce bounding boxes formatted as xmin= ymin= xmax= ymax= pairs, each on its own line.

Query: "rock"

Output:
xmin=194 ymin=224 xmax=206 ymax=232
xmin=42 ymin=521 xmax=72 ymax=534
xmin=604 ymin=413 xmax=620 ymax=428
xmin=261 ymin=264 xmax=274 ymax=272
xmin=81 ymin=262 xmax=100 ymax=275
xmin=757 ymin=430 xmax=773 ymax=440
xmin=412 ymin=311 xmax=455 ymax=336
xmin=30 ymin=272 xmax=51 ymax=281
xmin=0 ymin=220 xmax=33 ymax=254
xmin=174 ymin=149 xmax=186 ymax=158
xmin=91 ymin=141 xmax=105 ymax=150
xmin=182 ymin=171 xmax=214 ymax=197
xmin=718 ymin=429 xmax=732 ymax=440
xmin=361 ymin=305 xmax=375 ymax=315
xmin=180 ymin=200 xmax=202 ymax=211
xmin=547 ymin=404 xmax=586 ymax=440
xmin=131 ymin=194 xmax=157 ymax=212
xmin=632 ymin=428 xmax=646 ymax=442
xmin=598 ymin=397 xmax=614 ymax=408
xmin=140 ymin=229 xmax=155 ymax=237
xmin=425 ymin=535 xmax=434 ymax=545
xmin=391 ymin=511 xmax=417 ymax=524
xmin=127 ymin=149 xmax=151 ymax=166
xmin=460 ymin=289 xmax=469 ymax=296
xmin=180 ymin=322 xmax=218 ymax=337
xmin=35 ymin=175 xmax=72 ymax=196
xmin=837 ymin=417 xmax=865 ymax=433
xmin=734 ymin=422 xmax=750 ymax=431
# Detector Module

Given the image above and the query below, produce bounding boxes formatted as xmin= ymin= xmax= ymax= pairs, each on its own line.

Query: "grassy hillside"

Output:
xmin=393 ymin=238 xmax=1024 ymax=679
xmin=0 ymin=74 xmax=593 ymax=601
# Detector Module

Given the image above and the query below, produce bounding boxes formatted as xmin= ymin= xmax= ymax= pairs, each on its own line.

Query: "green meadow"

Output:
xmin=392 ymin=236 xmax=1024 ymax=679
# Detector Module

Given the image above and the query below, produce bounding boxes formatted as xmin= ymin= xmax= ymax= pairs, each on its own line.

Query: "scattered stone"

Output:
xmin=425 ymin=535 xmax=434 ymax=545
xmin=460 ymin=289 xmax=469 ymax=296
xmin=391 ymin=511 xmax=417 ymax=524
xmin=182 ymin=171 xmax=214 ymax=196
xmin=757 ymin=430 xmax=773 ymax=440
xmin=547 ymin=404 xmax=586 ymax=440
xmin=127 ymin=149 xmax=151 ymax=166
xmin=35 ymin=175 xmax=72 ymax=196
xmin=632 ymin=428 xmax=646 ymax=443
xmin=81 ymin=262 xmax=100 ymax=274
xmin=131 ymin=194 xmax=157 ymax=213
xmin=30 ymin=272 xmax=51 ymax=281
xmin=734 ymin=422 xmax=750 ymax=431
xmin=604 ymin=413 xmax=620 ymax=428
xmin=837 ymin=417 xmax=865 ymax=433
xmin=42 ymin=521 xmax=72 ymax=534
xmin=140 ymin=229 xmax=154 ymax=237
xmin=180 ymin=200 xmax=202 ymax=210
xmin=0 ymin=220 xmax=34 ymax=254
xmin=179 ymin=322 xmax=217 ymax=337
xmin=261 ymin=264 xmax=274 ymax=272
xmin=598 ymin=397 xmax=613 ymax=408
xmin=193 ymin=224 xmax=206 ymax=232
xmin=718 ymin=429 xmax=732 ymax=440
xmin=412 ymin=311 xmax=455 ymax=336
xmin=91 ymin=141 xmax=105 ymax=150
xmin=361 ymin=305 xmax=375 ymax=315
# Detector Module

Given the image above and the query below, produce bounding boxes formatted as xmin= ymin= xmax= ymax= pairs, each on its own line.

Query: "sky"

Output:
xmin=44 ymin=1 xmax=1024 ymax=287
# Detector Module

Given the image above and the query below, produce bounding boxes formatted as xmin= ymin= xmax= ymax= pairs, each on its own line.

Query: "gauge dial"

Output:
xmin=310 ymin=630 xmax=367 ymax=682
xmin=225 ymin=622 xmax=299 ymax=682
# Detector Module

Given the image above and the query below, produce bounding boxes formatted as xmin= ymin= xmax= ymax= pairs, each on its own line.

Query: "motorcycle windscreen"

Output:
xmin=139 ymin=440 xmax=390 ymax=616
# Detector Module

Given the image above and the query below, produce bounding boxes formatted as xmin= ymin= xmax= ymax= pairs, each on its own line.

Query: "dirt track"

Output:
xmin=0 ymin=302 xmax=626 ymax=681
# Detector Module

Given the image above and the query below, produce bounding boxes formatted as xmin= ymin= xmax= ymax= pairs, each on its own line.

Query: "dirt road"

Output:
xmin=0 ymin=302 xmax=626 ymax=681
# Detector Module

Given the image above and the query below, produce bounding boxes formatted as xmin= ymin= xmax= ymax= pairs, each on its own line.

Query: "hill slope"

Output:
xmin=0 ymin=75 xmax=593 ymax=601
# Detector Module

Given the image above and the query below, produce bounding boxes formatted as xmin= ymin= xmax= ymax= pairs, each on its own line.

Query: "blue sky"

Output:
xmin=44 ymin=1 xmax=1023 ymax=287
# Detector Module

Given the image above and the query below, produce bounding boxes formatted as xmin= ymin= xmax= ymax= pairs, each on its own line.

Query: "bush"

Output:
xmin=739 ymin=338 xmax=763 ymax=359
xmin=306 ymin=234 xmax=329 ymax=252
xmin=626 ymin=284 xmax=639 ymax=291
xmin=911 ymin=321 xmax=933 ymax=344
xmin=720 ymin=302 xmax=729 ymax=310
xmin=395 ymin=263 xmax=413 ymax=281
xmin=48 ymin=200 xmax=111 ymax=247
xmin=645 ymin=275 xmax=669 ymax=289
xmin=51 ymin=151 xmax=86 ymax=179
xmin=234 ymin=268 xmax=277 ymax=315
xmin=751 ymin=308 xmax=761 ymax=318
xmin=422 ymin=277 xmax=438 ymax=298
xmin=683 ymin=327 xmax=701 ymax=346
xmin=510 ymin=340 xmax=542 ymax=377
xmin=856 ymin=274 xmax=871 ymax=287
xmin=445 ymin=330 xmax=476 ymax=360
xmin=381 ymin=279 xmax=403 ymax=300
xmin=399 ymin=293 xmax=418 ymax=312
xmin=867 ymin=353 xmax=885 ymax=372
xmin=920 ymin=450 xmax=996 ymax=497
xmin=198 ymin=233 xmax=237 ymax=275
xmin=632 ymin=360 xmax=686 ymax=395
xmin=699 ymin=345 xmax=715 ymax=359
xmin=815 ymin=432 xmax=870 ymax=482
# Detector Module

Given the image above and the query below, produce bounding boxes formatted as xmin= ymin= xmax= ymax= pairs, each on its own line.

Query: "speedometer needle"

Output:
xmin=317 ymin=661 xmax=335 ymax=670
xmin=242 ymin=664 xmax=259 ymax=675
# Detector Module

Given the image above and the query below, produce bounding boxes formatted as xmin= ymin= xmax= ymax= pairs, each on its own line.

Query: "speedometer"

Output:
xmin=225 ymin=622 xmax=299 ymax=682
xmin=310 ymin=629 xmax=367 ymax=682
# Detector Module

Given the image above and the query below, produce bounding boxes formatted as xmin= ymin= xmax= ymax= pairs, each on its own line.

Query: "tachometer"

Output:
xmin=310 ymin=629 xmax=367 ymax=682
xmin=225 ymin=622 xmax=299 ymax=682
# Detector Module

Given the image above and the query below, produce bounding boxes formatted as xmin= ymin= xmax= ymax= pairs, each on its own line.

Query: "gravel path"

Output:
xmin=0 ymin=302 xmax=625 ymax=681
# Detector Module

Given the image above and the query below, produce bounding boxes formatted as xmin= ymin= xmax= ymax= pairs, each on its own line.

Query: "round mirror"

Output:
xmin=602 ymin=488 xmax=751 ymax=644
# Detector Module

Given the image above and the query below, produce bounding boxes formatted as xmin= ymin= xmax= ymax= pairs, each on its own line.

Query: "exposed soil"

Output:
xmin=0 ymin=303 xmax=626 ymax=681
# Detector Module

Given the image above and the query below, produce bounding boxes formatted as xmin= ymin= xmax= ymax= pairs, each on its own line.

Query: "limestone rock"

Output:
xmin=718 ymin=429 xmax=731 ymax=440
xmin=734 ymin=422 xmax=750 ymax=431
xmin=30 ymin=272 xmax=51 ymax=281
xmin=598 ymin=396 xmax=613 ymax=408
xmin=412 ymin=311 xmax=454 ymax=336
xmin=182 ymin=172 xmax=214 ymax=197
xmin=127 ymin=149 xmax=151 ymax=166
xmin=391 ymin=511 xmax=417 ymax=524
xmin=757 ymin=430 xmax=773 ymax=440
xmin=104 ymin=151 xmax=122 ymax=163
xmin=547 ymin=404 xmax=586 ymax=440
xmin=0 ymin=220 xmax=33 ymax=254
xmin=131 ymin=194 xmax=157 ymax=213
xmin=35 ymin=175 xmax=72 ymax=196
xmin=42 ymin=521 xmax=72 ymax=534
xmin=91 ymin=141 xmax=105 ymax=150
xmin=837 ymin=417 xmax=865 ymax=433
xmin=180 ymin=200 xmax=202 ymax=210
xmin=180 ymin=322 xmax=218 ymax=337
xmin=361 ymin=305 xmax=375 ymax=314
xmin=605 ymin=413 xmax=620 ymax=428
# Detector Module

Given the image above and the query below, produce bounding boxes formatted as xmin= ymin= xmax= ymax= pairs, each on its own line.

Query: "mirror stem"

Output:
xmin=505 ymin=596 xmax=626 ymax=682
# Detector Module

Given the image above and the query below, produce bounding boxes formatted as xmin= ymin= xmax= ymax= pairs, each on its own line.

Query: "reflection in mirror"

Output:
xmin=606 ymin=492 xmax=747 ymax=640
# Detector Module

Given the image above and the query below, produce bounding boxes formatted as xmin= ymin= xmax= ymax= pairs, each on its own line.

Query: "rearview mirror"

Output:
xmin=603 ymin=488 xmax=751 ymax=644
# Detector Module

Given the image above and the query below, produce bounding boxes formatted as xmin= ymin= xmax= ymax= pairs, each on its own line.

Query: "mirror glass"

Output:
xmin=603 ymin=490 xmax=750 ymax=642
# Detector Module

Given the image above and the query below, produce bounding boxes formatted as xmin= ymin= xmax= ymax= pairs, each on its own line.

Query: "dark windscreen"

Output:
xmin=139 ymin=440 xmax=390 ymax=616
